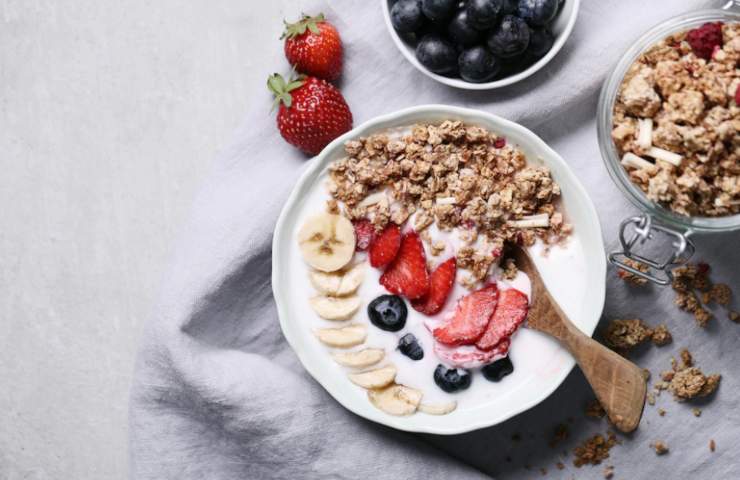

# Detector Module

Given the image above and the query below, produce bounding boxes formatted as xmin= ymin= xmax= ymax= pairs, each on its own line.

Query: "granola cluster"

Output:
xmin=653 ymin=348 xmax=721 ymax=401
xmin=612 ymin=22 xmax=740 ymax=217
xmin=572 ymin=431 xmax=619 ymax=467
xmin=602 ymin=318 xmax=672 ymax=351
xmin=671 ymin=262 xmax=734 ymax=327
xmin=327 ymin=121 xmax=570 ymax=286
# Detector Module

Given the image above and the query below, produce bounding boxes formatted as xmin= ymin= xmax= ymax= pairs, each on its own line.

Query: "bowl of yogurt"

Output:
xmin=272 ymin=105 xmax=606 ymax=434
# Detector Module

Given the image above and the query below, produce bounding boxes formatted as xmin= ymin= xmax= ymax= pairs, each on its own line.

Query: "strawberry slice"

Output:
xmin=434 ymin=338 xmax=510 ymax=369
xmin=432 ymin=284 xmax=499 ymax=346
xmin=353 ymin=219 xmax=375 ymax=252
xmin=411 ymin=258 xmax=456 ymax=315
xmin=369 ymin=224 xmax=402 ymax=267
xmin=476 ymin=288 xmax=529 ymax=351
xmin=379 ymin=231 xmax=429 ymax=299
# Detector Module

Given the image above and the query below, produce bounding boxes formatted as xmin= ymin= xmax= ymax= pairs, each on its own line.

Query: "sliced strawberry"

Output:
xmin=411 ymin=258 xmax=456 ymax=315
xmin=434 ymin=338 xmax=510 ymax=369
xmin=353 ymin=219 xmax=375 ymax=252
xmin=369 ymin=224 xmax=402 ymax=267
xmin=476 ymin=288 xmax=529 ymax=351
xmin=432 ymin=284 xmax=499 ymax=346
xmin=379 ymin=231 xmax=429 ymax=299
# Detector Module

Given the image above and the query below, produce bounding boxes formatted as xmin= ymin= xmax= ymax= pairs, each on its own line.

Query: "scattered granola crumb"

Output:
xmin=658 ymin=408 xmax=666 ymax=416
xmin=710 ymin=439 xmax=716 ymax=452
xmin=729 ymin=311 xmax=740 ymax=323
xmin=603 ymin=318 xmax=653 ymax=351
xmin=585 ymin=399 xmax=607 ymax=419
xmin=556 ymin=462 xmax=565 ymax=470
xmin=603 ymin=465 xmax=615 ymax=479
xmin=642 ymin=368 xmax=652 ymax=381
xmin=651 ymin=440 xmax=669 ymax=455
xmin=667 ymin=349 xmax=721 ymax=401
xmin=550 ymin=423 xmax=570 ymax=448
xmin=647 ymin=392 xmax=656 ymax=406
xmin=573 ymin=432 xmax=619 ymax=467
xmin=651 ymin=324 xmax=673 ymax=346
xmin=617 ymin=259 xmax=650 ymax=286
xmin=709 ymin=283 xmax=732 ymax=306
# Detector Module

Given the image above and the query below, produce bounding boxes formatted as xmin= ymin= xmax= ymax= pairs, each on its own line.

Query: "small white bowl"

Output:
xmin=273 ymin=105 xmax=606 ymax=434
xmin=380 ymin=0 xmax=580 ymax=90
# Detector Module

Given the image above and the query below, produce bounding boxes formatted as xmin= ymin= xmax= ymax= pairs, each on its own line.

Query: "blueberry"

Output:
xmin=447 ymin=8 xmax=481 ymax=47
xmin=434 ymin=364 xmax=472 ymax=393
xmin=486 ymin=15 xmax=530 ymax=58
xmin=421 ymin=0 xmax=456 ymax=21
xmin=391 ymin=0 xmax=425 ymax=33
xmin=415 ymin=34 xmax=458 ymax=74
xmin=458 ymin=46 xmax=500 ymax=82
xmin=397 ymin=333 xmax=424 ymax=360
xmin=516 ymin=0 xmax=558 ymax=27
xmin=526 ymin=27 xmax=554 ymax=58
xmin=482 ymin=356 xmax=514 ymax=381
xmin=466 ymin=0 xmax=503 ymax=31
xmin=368 ymin=295 xmax=407 ymax=332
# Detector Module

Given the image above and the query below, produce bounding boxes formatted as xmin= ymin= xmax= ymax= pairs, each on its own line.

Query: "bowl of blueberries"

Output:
xmin=383 ymin=0 xmax=579 ymax=89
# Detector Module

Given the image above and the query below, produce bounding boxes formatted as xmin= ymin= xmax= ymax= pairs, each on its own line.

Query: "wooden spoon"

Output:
xmin=512 ymin=246 xmax=646 ymax=433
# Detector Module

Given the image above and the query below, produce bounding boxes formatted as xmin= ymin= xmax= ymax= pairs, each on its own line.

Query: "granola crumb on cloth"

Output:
xmin=603 ymin=465 xmax=615 ymax=479
xmin=612 ymin=22 xmax=740 ymax=218
xmin=693 ymin=408 xmax=702 ymax=417
xmin=710 ymin=439 xmax=716 ymax=452
xmin=585 ymin=399 xmax=607 ymax=418
xmin=603 ymin=318 xmax=653 ymax=351
xmin=651 ymin=440 xmax=669 ymax=455
xmin=667 ymin=348 xmax=722 ymax=400
xmin=651 ymin=324 xmax=673 ymax=345
xmin=573 ymin=432 xmax=619 ymax=467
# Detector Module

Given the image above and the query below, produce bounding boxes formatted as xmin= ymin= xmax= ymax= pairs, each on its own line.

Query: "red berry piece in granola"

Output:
xmin=434 ymin=338 xmax=510 ymax=369
xmin=476 ymin=288 xmax=529 ymax=351
xmin=433 ymin=284 xmax=499 ymax=346
xmin=494 ymin=137 xmax=506 ymax=148
xmin=353 ymin=219 xmax=375 ymax=252
xmin=369 ymin=224 xmax=402 ymax=267
xmin=411 ymin=258 xmax=457 ymax=315
xmin=379 ymin=231 xmax=430 ymax=299
xmin=686 ymin=22 xmax=723 ymax=60
xmin=735 ymin=84 xmax=740 ymax=106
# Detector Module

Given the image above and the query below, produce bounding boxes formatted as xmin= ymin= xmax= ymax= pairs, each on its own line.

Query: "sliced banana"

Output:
xmin=332 ymin=348 xmax=385 ymax=368
xmin=298 ymin=213 xmax=355 ymax=272
xmin=348 ymin=365 xmax=397 ymax=389
xmin=309 ymin=295 xmax=361 ymax=321
xmin=418 ymin=401 xmax=457 ymax=415
xmin=314 ymin=324 xmax=366 ymax=348
xmin=368 ymin=384 xmax=423 ymax=416
xmin=309 ymin=263 xmax=365 ymax=296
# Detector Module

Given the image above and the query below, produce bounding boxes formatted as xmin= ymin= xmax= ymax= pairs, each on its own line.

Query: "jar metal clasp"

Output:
xmin=608 ymin=214 xmax=695 ymax=286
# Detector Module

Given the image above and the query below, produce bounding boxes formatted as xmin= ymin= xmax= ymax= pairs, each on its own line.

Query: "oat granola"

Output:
xmin=602 ymin=318 xmax=653 ymax=351
xmin=328 ymin=121 xmax=570 ymax=287
xmin=612 ymin=22 xmax=740 ymax=217
xmin=573 ymin=431 xmax=619 ymax=467
xmin=667 ymin=348 xmax=722 ymax=401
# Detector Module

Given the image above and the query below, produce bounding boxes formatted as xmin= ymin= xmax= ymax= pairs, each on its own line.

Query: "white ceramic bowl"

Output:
xmin=272 ymin=105 xmax=605 ymax=434
xmin=380 ymin=0 xmax=580 ymax=90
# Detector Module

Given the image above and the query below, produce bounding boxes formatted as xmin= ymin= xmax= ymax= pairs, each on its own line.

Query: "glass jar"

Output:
xmin=596 ymin=3 xmax=740 ymax=284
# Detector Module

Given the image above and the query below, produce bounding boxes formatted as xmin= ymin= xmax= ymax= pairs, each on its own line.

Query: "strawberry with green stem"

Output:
xmin=282 ymin=13 xmax=343 ymax=81
xmin=268 ymin=73 xmax=353 ymax=155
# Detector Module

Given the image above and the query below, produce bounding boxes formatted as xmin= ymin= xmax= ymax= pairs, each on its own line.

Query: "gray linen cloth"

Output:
xmin=130 ymin=1 xmax=740 ymax=478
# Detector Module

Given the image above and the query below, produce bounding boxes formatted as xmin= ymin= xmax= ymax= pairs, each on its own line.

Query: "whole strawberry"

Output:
xmin=686 ymin=22 xmax=723 ymax=60
xmin=282 ymin=13 xmax=343 ymax=81
xmin=268 ymin=73 xmax=352 ymax=155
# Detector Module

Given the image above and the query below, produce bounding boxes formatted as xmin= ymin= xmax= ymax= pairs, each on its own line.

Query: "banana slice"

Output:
xmin=314 ymin=324 xmax=366 ymax=348
xmin=348 ymin=365 xmax=397 ymax=389
xmin=368 ymin=384 xmax=423 ymax=416
xmin=332 ymin=348 xmax=385 ymax=368
xmin=309 ymin=296 xmax=361 ymax=321
xmin=418 ymin=401 xmax=457 ymax=415
xmin=298 ymin=213 xmax=355 ymax=272
xmin=309 ymin=263 xmax=365 ymax=296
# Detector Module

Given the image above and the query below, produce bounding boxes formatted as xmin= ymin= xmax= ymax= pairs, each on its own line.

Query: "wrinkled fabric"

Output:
xmin=130 ymin=1 xmax=740 ymax=478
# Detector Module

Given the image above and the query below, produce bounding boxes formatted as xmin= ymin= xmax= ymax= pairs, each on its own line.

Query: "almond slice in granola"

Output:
xmin=646 ymin=147 xmax=683 ymax=167
xmin=358 ymin=191 xmax=388 ymax=208
xmin=435 ymin=196 xmax=457 ymax=206
xmin=507 ymin=214 xmax=550 ymax=229
xmin=637 ymin=118 xmax=653 ymax=149
xmin=621 ymin=153 xmax=656 ymax=171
